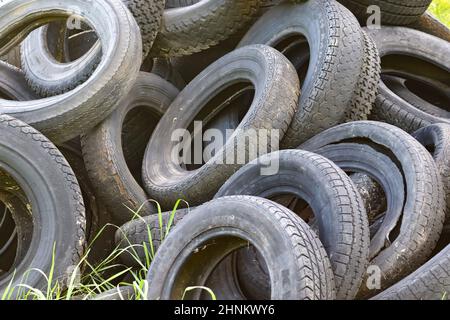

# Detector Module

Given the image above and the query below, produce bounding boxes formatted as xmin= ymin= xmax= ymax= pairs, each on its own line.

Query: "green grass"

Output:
xmin=0 ymin=201 xmax=184 ymax=300
xmin=429 ymin=0 xmax=450 ymax=28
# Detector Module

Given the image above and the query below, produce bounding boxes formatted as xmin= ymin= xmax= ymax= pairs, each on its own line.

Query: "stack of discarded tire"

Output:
xmin=0 ymin=0 xmax=449 ymax=300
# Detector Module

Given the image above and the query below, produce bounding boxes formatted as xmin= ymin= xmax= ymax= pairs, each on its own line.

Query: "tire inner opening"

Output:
xmin=46 ymin=19 xmax=99 ymax=63
xmin=122 ymin=107 xmax=162 ymax=186
xmin=182 ymin=82 xmax=255 ymax=171
xmin=170 ymin=235 xmax=271 ymax=300
xmin=381 ymin=54 xmax=450 ymax=112
xmin=274 ymin=34 xmax=310 ymax=84
xmin=0 ymin=169 xmax=33 ymax=281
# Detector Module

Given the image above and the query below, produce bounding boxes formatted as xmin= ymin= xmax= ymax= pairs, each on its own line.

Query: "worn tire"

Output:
xmin=142 ymin=45 xmax=300 ymax=209
xmin=20 ymin=0 xmax=163 ymax=97
xmin=301 ymin=121 xmax=446 ymax=297
xmin=81 ymin=73 xmax=179 ymax=224
xmin=115 ymin=208 xmax=190 ymax=267
xmin=0 ymin=114 xmax=86 ymax=297
xmin=239 ymin=0 xmax=381 ymax=147
xmin=0 ymin=0 xmax=142 ymax=143
xmin=58 ymin=140 xmax=115 ymax=265
xmin=215 ymin=150 xmax=369 ymax=300
xmin=367 ymin=27 xmax=450 ymax=133
xmin=412 ymin=124 xmax=450 ymax=228
xmin=146 ymin=196 xmax=336 ymax=300
xmin=373 ymin=244 xmax=450 ymax=300
xmin=150 ymin=0 xmax=261 ymax=57
xmin=337 ymin=0 xmax=432 ymax=25
xmin=303 ymin=143 xmax=405 ymax=260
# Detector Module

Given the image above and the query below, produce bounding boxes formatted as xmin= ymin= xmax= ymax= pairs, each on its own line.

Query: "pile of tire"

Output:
xmin=0 ymin=0 xmax=448 ymax=300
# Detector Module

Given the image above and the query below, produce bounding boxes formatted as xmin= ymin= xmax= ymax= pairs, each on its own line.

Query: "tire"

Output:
xmin=150 ymin=0 xmax=261 ymax=57
xmin=373 ymin=244 xmax=450 ymax=300
xmin=20 ymin=0 xmax=164 ymax=97
xmin=0 ymin=114 xmax=86 ymax=297
xmin=215 ymin=150 xmax=369 ymax=300
xmin=143 ymin=57 xmax=186 ymax=90
xmin=350 ymin=173 xmax=387 ymax=230
xmin=304 ymin=143 xmax=404 ymax=260
xmin=81 ymin=73 xmax=179 ymax=224
xmin=337 ymin=0 xmax=432 ymax=25
xmin=366 ymin=27 xmax=450 ymax=133
xmin=58 ymin=140 xmax=115 ymax=265
xmin=301 ymin=120 xmax=446 ymax=297
xmin=146 ymin=196 xmax=336 ymax=300
xmin=0 ymin=61 xmax=37 ymax=101
xmin=410 ymin=12 xmax=450 ymax=43
xmin=0 ymin=0 xmax=142 ymax=144
xmin=380 ymin=74 xmax=449 ymax=119
xmin=412 ymin=124 xmax=450 ymax=228
xmin=238 ymin=0 xmax=381 ymax=147
xmin=115 ymin=208 xmax=190 ymax=267
xmin=142 ymin=45 xmax=300 ymax=209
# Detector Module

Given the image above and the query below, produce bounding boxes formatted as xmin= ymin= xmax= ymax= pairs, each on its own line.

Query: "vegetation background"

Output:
xmin=430 ymin=0 xmax=450 ymax=27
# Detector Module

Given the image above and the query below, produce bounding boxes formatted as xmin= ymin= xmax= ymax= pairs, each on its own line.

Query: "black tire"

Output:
xmin=337 ymin=0 xmax=432 ymax=25
xmin=238 ymin=0 xmax=381 ymax=147
xmin=301 ymin=120 xmax=446 ymax=297
xmin=81 ymin=73 xmax=179 ymax=224
xmin=304 ymin=143 xmax=404 ymax=260
xmin=142 ymin=57 xmax=186 ymax=91
xmin=142 ymin=45 xmax=300 ymax=209
xmin=115 ymin=208 xmax=190 ymax=267
xmin=373 ymin=244 xmax=450 ymax=300
xmin=146 ymin=196 xmax=336 ymax=300
xmin=58 ymin=140 xmax=115 ymax=265
xmin=20 ymin=0 xmax=164 ymax=97
xmin=0 ymin=0 xmax=142 ymax=143
xmin=0 ymin=114 xmax=86 ymax=297
xmin=412 ymin=124 xmax=450 ymax=228
xmin=366 ymin=27 xmax=450 ymax=133
xmin=0 ymin=61 xmax=37 ymax=101
xmin=215 ymin=150 xmax=369 ymax=300
xmin=150 ymin=0 xmax=261 ymax=57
